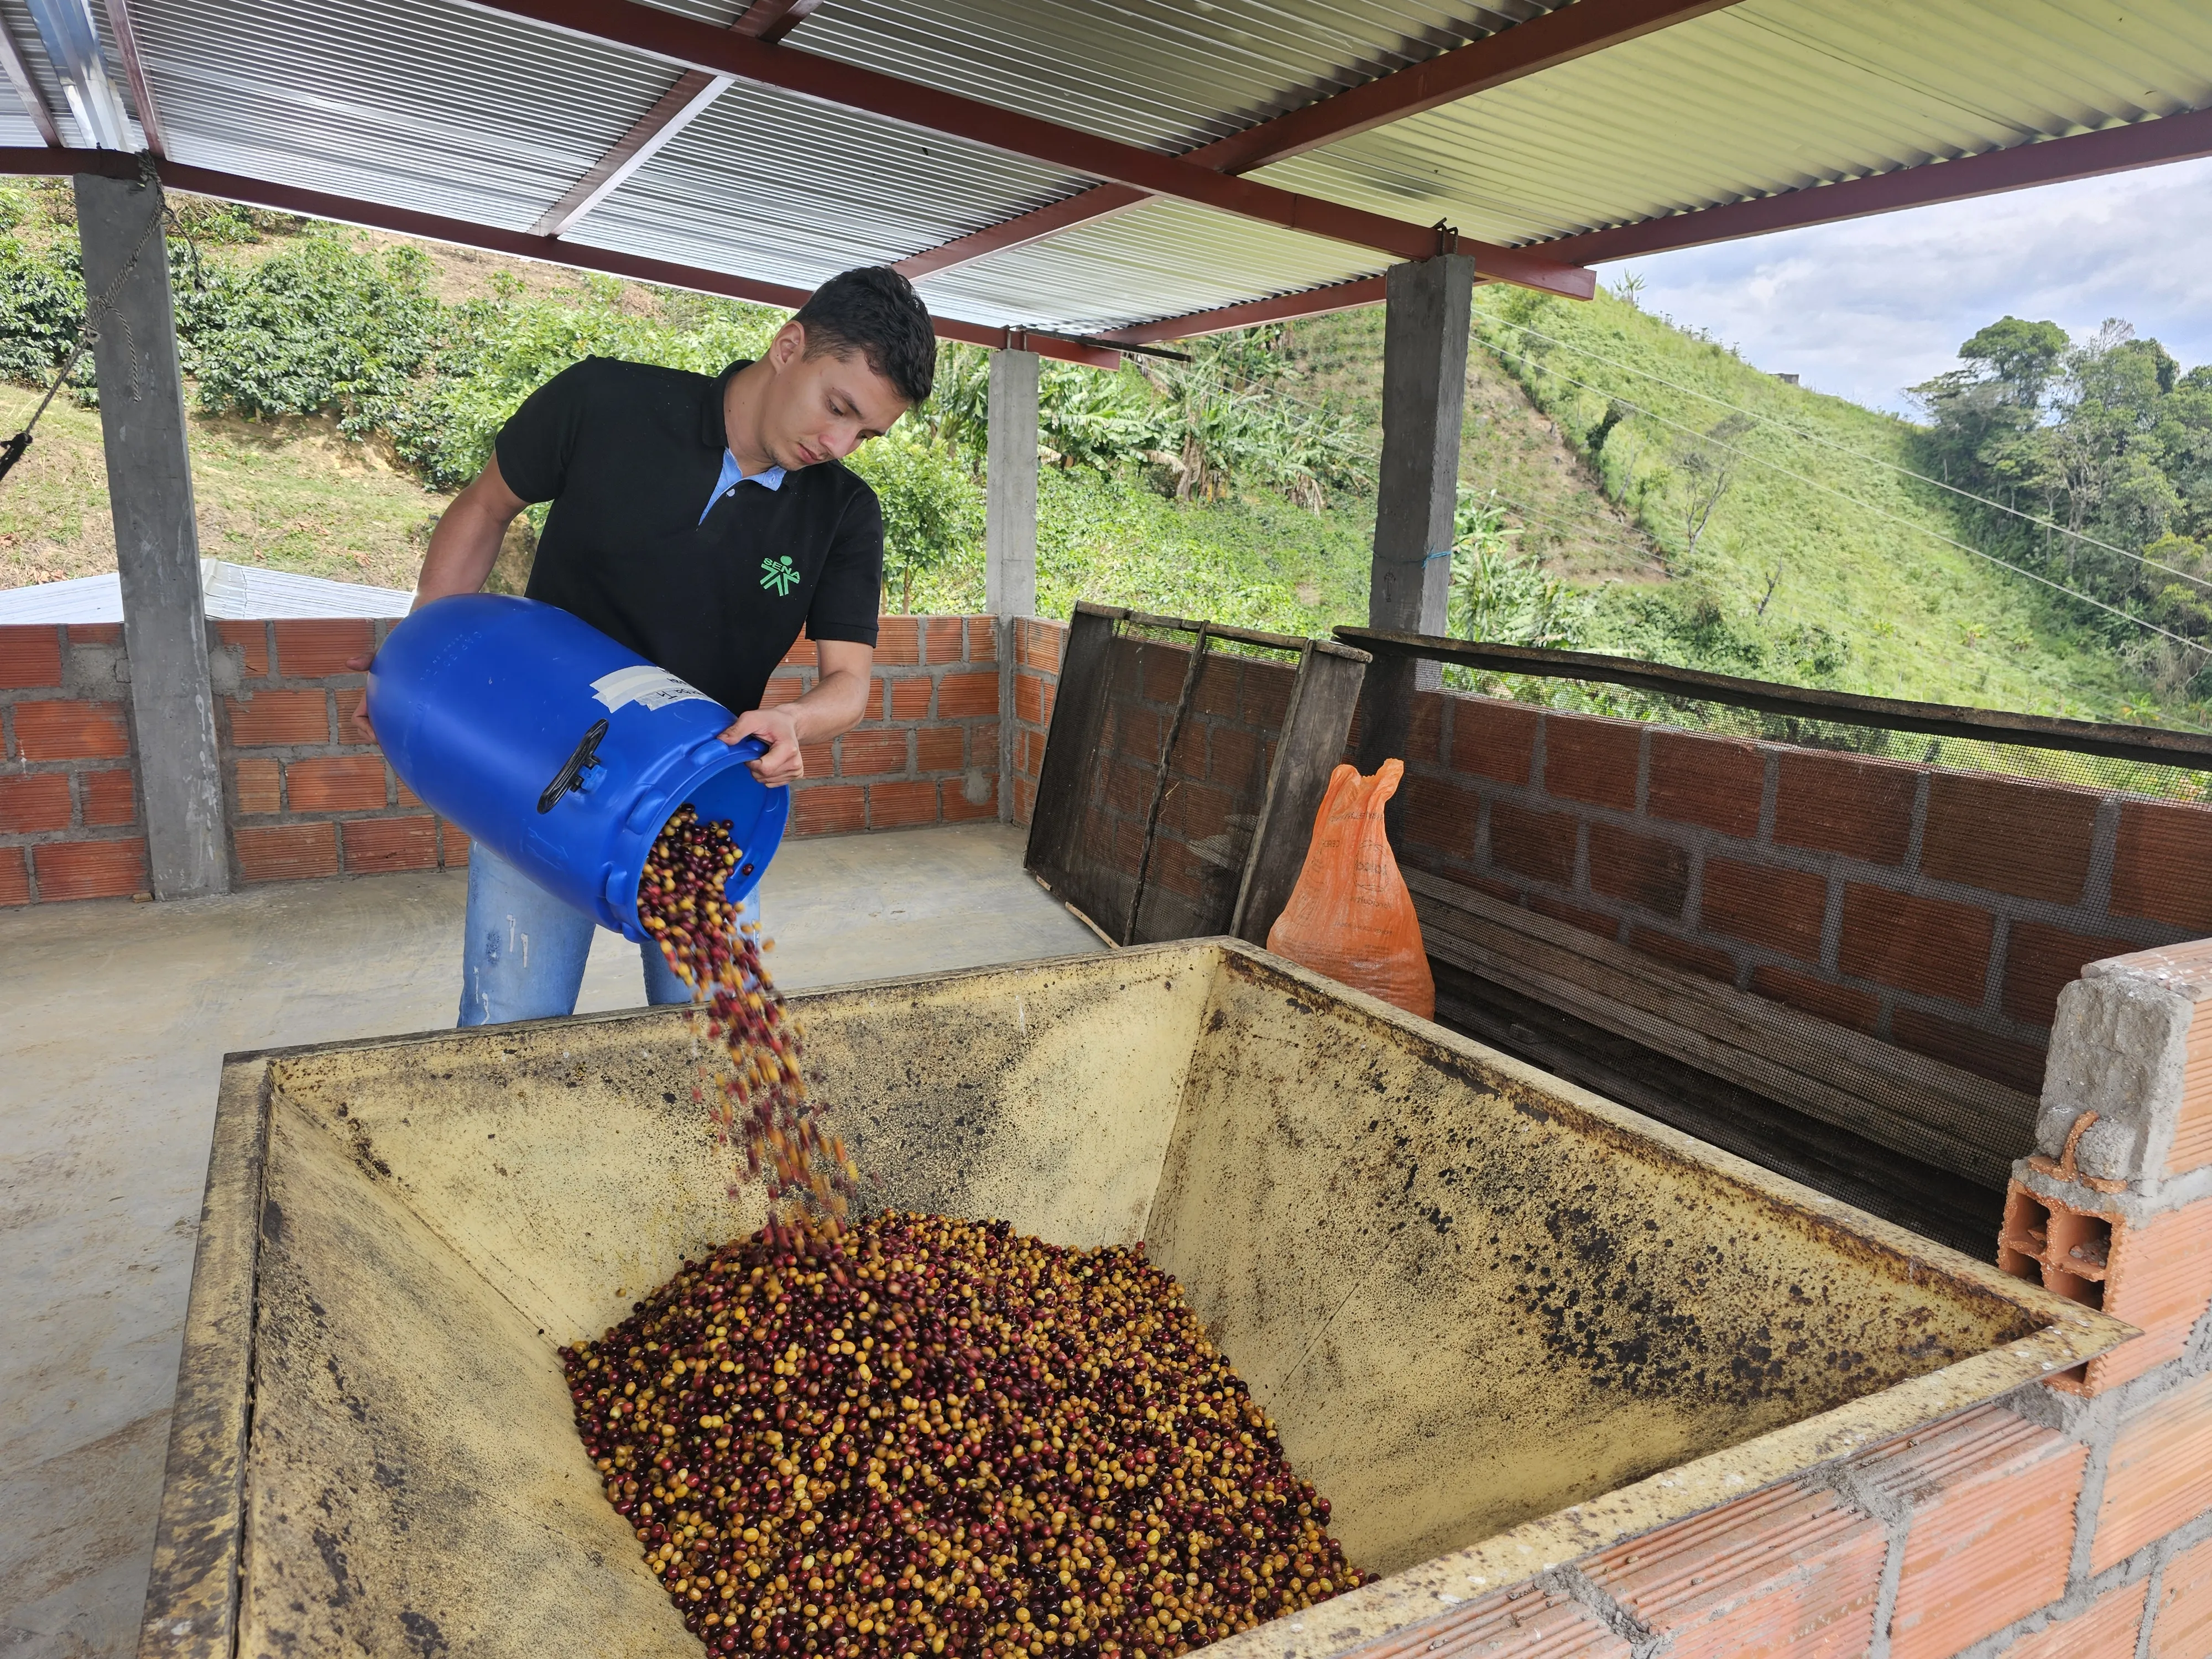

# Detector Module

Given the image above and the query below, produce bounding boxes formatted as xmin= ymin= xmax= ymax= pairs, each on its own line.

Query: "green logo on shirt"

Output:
xmin=760 ymin=555 xmax=801 ymax=597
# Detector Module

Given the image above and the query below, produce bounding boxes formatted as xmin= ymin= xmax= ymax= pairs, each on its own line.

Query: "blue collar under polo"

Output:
xmin=699 ymin=447 xmax=786 ymax=524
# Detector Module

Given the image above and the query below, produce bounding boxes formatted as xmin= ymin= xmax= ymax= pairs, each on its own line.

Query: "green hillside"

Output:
xmin=0 ymin=180 xmax=2198 ymax=734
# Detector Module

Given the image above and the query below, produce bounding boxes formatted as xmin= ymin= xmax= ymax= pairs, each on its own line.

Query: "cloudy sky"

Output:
xmin=1599 ymin=154 xmax=2212 ymax=418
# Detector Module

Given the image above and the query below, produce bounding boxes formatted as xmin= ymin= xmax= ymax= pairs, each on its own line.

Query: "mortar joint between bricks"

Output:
xmin=1814 ymin=1464 xmax=1909 ymax=1659
xmin=1532 ymin=1564 xmax=1660 ymax=1656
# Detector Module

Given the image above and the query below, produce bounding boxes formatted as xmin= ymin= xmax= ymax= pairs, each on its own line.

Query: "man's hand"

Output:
xmin=723 ymin=706 xmax=807 ymax=785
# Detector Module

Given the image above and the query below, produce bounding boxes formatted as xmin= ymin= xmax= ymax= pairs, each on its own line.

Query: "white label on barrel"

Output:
xmin=591 ymin=666 xmax=714 ymax=713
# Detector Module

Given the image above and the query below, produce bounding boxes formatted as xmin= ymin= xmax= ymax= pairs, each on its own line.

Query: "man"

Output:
xmin=374 ymin=265 xmax=933 ymax=1025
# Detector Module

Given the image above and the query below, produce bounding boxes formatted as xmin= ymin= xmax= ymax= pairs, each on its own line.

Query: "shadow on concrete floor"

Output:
xmin=0 ymin=822 xmax=1097 ymax=1657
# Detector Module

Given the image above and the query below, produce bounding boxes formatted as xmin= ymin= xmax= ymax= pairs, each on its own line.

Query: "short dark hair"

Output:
xmin=794 ymin=267 xmax=937 ymax=406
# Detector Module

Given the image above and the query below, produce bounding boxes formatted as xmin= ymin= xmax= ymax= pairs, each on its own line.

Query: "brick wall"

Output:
xmin=1387 ymin=686 xmax=2208 ymax=1094
xmin=768 ymin=614 xmax=1001 ymax=838
xmin=1009 ymin=618 xmax=1065 ymax=827
xmin=214 ymin=618 xmax=471 ymax=884
xmin=1339 ymin=939 xmax=2212 ymax=1659
xmin=1 ymin=623 xmax=148 ymax=902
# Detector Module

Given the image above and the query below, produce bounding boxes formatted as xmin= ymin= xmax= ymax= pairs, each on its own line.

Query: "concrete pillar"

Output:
xmin=987 ymin=346 xmax=1040 ymax=823
xmin=76 ymin=170 xmax=228 ymax=898
xmin=985 ymin=347 xmax=1040 ymax=620
xmin=1359 ymin=253 xmax=1474 ymax=779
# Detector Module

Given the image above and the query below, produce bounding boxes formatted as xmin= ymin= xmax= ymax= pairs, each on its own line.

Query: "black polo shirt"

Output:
xmin=496 ymin=356 xmax=883 ymax=716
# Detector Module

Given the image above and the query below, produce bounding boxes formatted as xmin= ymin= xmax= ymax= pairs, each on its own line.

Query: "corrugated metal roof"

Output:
xmin=17 ymin=0 xmax=2212 ymax=332
xmin=0 ymin=560 xmax=413 ymax=622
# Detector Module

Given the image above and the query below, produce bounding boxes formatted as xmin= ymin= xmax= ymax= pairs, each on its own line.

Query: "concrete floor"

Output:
xmin=0 ymin=822 xmax=1098 ymax=1658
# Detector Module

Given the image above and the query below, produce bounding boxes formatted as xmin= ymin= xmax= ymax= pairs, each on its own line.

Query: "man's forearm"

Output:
xmin=783 ymin=667 xmax=872 ymax=742
xmin=414 ymin=496 xmax=512 ymax=607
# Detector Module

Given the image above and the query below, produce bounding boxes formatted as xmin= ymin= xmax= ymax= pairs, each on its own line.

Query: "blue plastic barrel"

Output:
xmin=366 ymin=594 xmax=789 ymax=942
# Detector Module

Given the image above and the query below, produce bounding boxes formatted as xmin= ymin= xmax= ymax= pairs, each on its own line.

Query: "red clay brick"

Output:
xmin=34 ymin=837 xmax=148 ymax=901
xmin=396 ymin=776 xmax=425 ymax=808
xmin=1016 ymin=621 xmax=1062 ymax=673
xmin=2059 ymin=1196 xmax=2212 ymax=1395
xmin=1749 ymin=964 xmax=1879 ymax=1033
xmin=65 ymin=622 xmax=122 ymax=645
xmin=2002 ymin=921 xmax=2142 ymax=1029
xmin=1889 ymin=1007 xmax=2045 ymax=1094
xmin=1448 ymin=695 xmax=1540 ymax=785
xmin=1136 ymin=640 xmax=1190 ymax=706
xmin=937 ymin=669 xmax=999 ymax=719
xmin=226 ymin=688 xmax=331 ymax=747
xmin=1856 ymin=1405 xmax=2087 ymax=1659
xmin=1774 ymin=750 xmax=1918 ymax=864
xmin=942 ymin=778 xmax=998 ymax=821
xmin=1629 ymin=926 xmax=1736 ymax=984
xmin=1530 ymin=894 xmax=1621 ymax=940
xmin=0 ymin=625 xmax=62 ymax=689
xmin=13 ymin=698 xmax=131 ymax=760
xmin=790 ymin=740 xmax=831 ymax=781
xmin=886 ymin=677 xmax=933 ymax=719
xmin=1014 ymin=774 xmax=1036 ymax=826
xmin=1401 ymin=774 xmax=1479 ymax=862
xmin=965 ymin=615 xmax=998 ymax=664
xmin=1160 ymin=778 xmax=1233 ymax=843
xmin=1701 ymin=858 xmax=1828 ymax=961
xmin=342 ymin=815 xmax=437 ymax=873
xmin=870 ymin=779 xmax=940 ymax=828
xmin=233 ymin=758 xmax=281 ymax=816
xmin=2150 ymin=1528 xmax=2212 ymax=1657
xmin=213 ymin=619 xmax=270 ymax=677
xmin=916 ymin=727 xmax=964 ymax=772
xmin=0 ymin=771 xmax=72 ymax=832
xmin=237 ymin=822 xmax=340 ymax=883
xmin=285 ymin=755 xmax=389 ymax=811
xmin=1588 ymin=822 xmax=1689 ymax=917
xmin=1399 ymin=690 xmax=1444 ymax=766
xmin=2096 ymin=1368 xmax=2212 ymax=1569
xmin=1014 ymin=670 xmax=1052 ymax=727
xmin=439 ymin=822 xmax=471 ymax=867
xmin=1921 ymin=771 xmax=2099 ymax=904
xmin=875 ymin=616 xmax=921 ymax=666
xmin=80 ymin=768 xmax=135 ymax=827
xmin=839 ymin=729 xmax=910 ymax=778
xmin=1240 ymin=660 xmax=1293 ymax=729
xmin=761 ymin=672 xmax=808 ymax=709
xmin=1541 ymin=713 xmax=1641 ymax=810
xmin=0 ymin=847 xmax=25 ymax=905
xmin=1584 ymin=1480 xmax=1885 ymax=1659
xmin=1104 ymin=758 xmax=1154 ymax=818
xmin=1365 ymin=1582 xmax=1626 ymax=1658
xmin=2112 ymin=800 xmax=2212 ymax=932
xmin=1490 ymin=800 xmax=1578 ymax=886
xmin=791 ymin=782 xmax=866 ymax=837
xmin=1191 ymin=656 xmax=1241 ymax=721
xmin=270 ymin=617 xmax=374 ymax=677
xmin=335 ymin=689 xmax=375 ymax=745
xmin=1110 ymin=705 xmax=1163 ymax=762
xmin=919 ymin=617 xmax=964 ymax=665
xmin=1838 ymin=884 xmax=1992 ymax=1004
xmin=780 ymin=635 xmax=819 ymax=668
xmin=1208 ymin=725 xmax=1264 ymax=792
xmin=2002 ymin=1578 xmax=2147 ymax=1659
xmin=1646 ymin=729 xmax=1765 ymax=837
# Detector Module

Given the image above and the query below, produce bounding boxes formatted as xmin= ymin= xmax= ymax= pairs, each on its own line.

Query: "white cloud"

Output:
xmin=1601 ymin=155 xmax=2212 ymax=416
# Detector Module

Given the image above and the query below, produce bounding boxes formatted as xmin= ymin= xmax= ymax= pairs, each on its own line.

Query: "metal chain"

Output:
xmin=0 ymin=158 xmax=171 ymax=488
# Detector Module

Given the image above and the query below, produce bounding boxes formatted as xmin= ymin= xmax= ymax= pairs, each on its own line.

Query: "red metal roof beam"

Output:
xmin=895 ymin=0 xmax=1733 ymax=285
xmin=1537 ymin=103 xmax=2212 ymax=265
xmin=0 ymin=13 xmax=61 ymax=147
xmin=98 ymin=0 xmax=166 ymax=158
xmin=454 ymin=0 xmax=1589 ymax=294
xmin=0 ymin=147 xmax=1121 ymax=369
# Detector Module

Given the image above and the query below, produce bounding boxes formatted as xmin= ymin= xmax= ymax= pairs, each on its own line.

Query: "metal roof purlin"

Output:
xmin=451 ymin=0 xmax=1592 ymax=295
xmin=529 ymin=69 xmax=732 ymax=237
xmin=732 ymin=0 xmax=821 ymax=46
xmin=0 ymin=12 xmax=60 ymax=147
xmin=97 ymin=0 xmax=164 ymax=157
xmin=896 ymin=0 xmax=1739 ymax=284
xmin=1104 ymin=100 xmax=2212 ymax=345
xmin=0 ymin=146 xmax=1126 ymax=369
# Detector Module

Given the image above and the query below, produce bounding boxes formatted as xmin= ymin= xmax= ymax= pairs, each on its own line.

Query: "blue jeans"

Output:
xmin=457 ymin=845 xmax=760 ymax=1026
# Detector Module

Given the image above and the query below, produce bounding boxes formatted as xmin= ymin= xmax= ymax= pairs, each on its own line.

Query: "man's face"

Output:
xmin=754 ymin=321 xmax=912 ymax=469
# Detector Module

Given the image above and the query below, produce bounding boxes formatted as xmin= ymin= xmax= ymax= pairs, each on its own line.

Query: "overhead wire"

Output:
xmin=1484 ymin=312 xmax=2212 ymax=596
xmin=1479 ymin=335 xmax=2209 ymax=658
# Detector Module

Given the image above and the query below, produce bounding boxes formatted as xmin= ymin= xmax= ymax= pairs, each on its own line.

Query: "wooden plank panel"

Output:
xmin=1232 ymin=644 xmax=1368 ymax=943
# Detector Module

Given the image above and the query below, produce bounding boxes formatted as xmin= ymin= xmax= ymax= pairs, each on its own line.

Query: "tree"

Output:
xmin=1671 ymin=413 xmax=1753 ymax=560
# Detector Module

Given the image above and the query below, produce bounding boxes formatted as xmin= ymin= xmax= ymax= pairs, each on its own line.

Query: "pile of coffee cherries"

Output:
xmin=560 ymin=1214 xmax=1366 ymax=1659
xmin=640 ymin=804 xmax=856 ymax=1242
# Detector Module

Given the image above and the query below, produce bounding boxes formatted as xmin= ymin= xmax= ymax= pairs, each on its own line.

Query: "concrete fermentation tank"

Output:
xmin=138 ymin=941 xmax=2125 ymax=1657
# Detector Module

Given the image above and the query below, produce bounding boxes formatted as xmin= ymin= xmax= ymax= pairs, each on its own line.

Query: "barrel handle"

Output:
xmin=538 ymin=718 xmax=610 ymax=813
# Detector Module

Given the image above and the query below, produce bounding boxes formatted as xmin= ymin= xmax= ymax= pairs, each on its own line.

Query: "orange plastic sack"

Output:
xmin=1265 ymin=759 xmax=1435 ymax=1020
